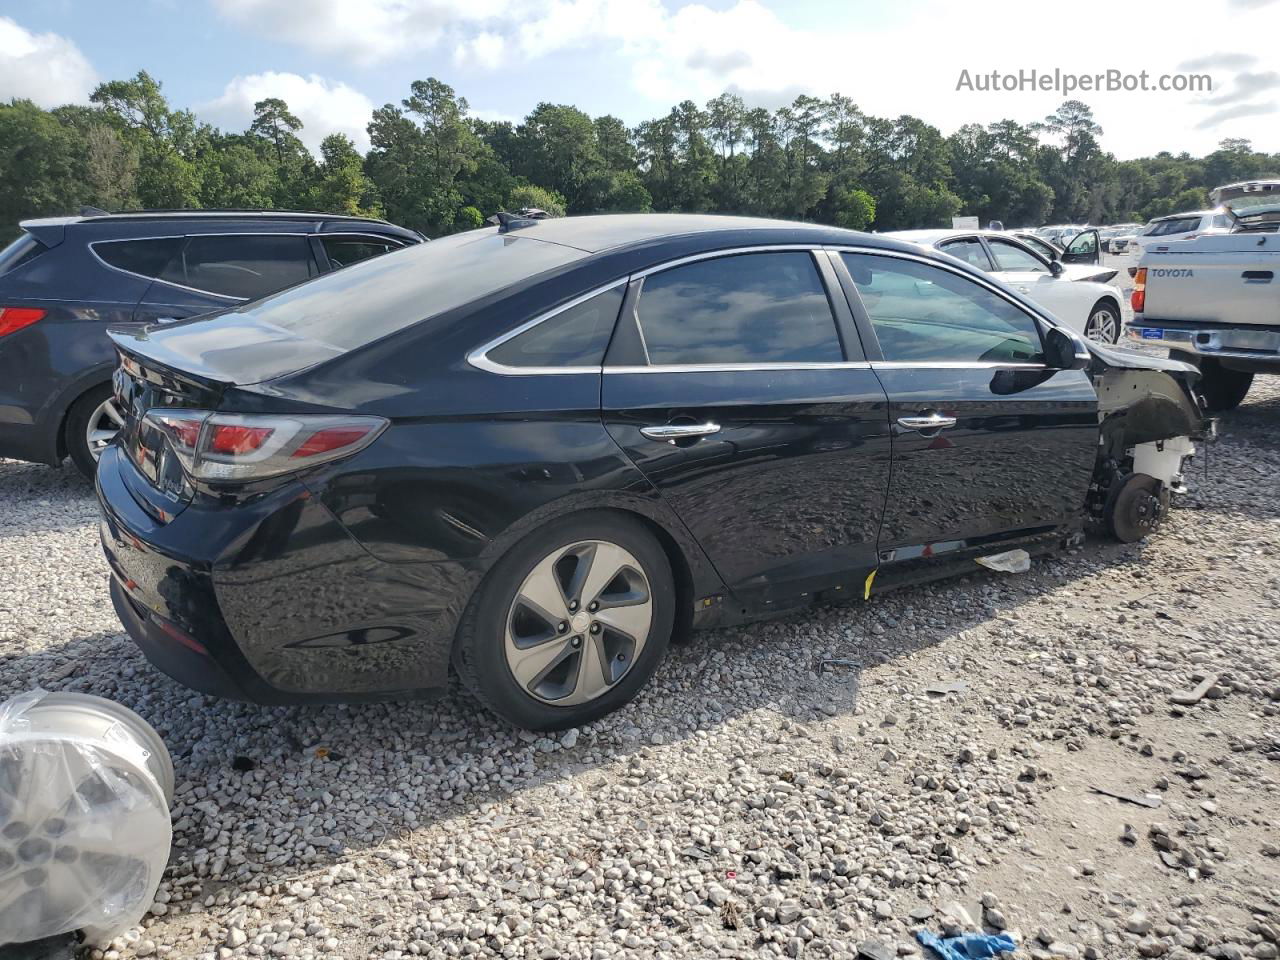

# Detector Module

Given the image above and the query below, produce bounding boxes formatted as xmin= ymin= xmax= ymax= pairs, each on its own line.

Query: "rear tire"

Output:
xmin=64 ymin=383 xmax=122 ymax=479
xmin=454 ymin=511 xmax=675 ymax=731
xmin=1195 ymin=359 xmax=1253 ymax=412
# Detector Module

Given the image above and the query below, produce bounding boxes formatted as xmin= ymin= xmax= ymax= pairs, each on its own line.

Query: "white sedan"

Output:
xmin=885 ymin=229 xmax=1126 ymax=343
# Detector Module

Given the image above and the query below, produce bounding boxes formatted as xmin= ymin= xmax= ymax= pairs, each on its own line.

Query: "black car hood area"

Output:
xmin=108 ymin=315 xmax=348 ymax=386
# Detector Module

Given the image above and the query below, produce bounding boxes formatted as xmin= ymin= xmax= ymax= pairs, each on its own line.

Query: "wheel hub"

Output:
xmin=504 ymin=539 xmax=653 ymax=707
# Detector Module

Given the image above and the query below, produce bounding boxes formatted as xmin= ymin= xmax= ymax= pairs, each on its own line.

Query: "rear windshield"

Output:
xmin=228 ymin=230 xmax=586 ymax=350
xmin=0 ymin=233 xmax=48 ymax=277
xmin=1144 ymin=217 xmax=1202 ymax=236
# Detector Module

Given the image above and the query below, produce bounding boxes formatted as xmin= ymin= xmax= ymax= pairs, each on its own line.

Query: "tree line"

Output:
xmin=3 ymin=70 xmax=1278 ymax=242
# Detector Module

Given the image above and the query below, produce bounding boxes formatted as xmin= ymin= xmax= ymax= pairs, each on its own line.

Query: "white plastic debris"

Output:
xmin=0 ymin=690 xmax=173 ymax=944
xmin=975 ymin=549 xmax=1031 ymax=574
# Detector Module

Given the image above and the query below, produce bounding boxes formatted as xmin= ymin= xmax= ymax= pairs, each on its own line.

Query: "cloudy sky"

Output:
xmin=2 ymin=0 xmax=1279 ymax=158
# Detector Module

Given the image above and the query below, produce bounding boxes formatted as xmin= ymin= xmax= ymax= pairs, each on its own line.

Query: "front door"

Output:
xmin=601 ymin=249 xmax=893 ymax=605
xmin=1061 ymin=229 xmax=1101 ymax=265
xmin=836 ymin=250 xmax=1099 ymax=583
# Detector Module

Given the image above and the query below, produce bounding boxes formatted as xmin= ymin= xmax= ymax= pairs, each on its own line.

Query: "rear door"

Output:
xmin=835 ymin=249 xmax=1098 ymax=582
xmin=601 ymin=248 xmax=893 ymax=605
xmin=134 ymin=233 xmax=320 ymax=323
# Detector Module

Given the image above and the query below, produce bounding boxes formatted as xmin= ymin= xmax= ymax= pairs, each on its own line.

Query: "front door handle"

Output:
xmin=640 ymin=422 xmax=721 ymax=443
xmin=897 ymin=412 xmax=957 ymax=433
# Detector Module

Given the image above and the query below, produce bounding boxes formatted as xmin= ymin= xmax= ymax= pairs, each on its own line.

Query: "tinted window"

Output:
xmin=232 ymin=231 xmax=584 ymax=351
xmin=94 ymin=237 xmax=182 ymax=278
xmin=1020 ymin=236 xmax=1058 ymax=260
xmin=1145 ymin=217 xmax=1201 ymax=236
xmin=0 ymin=233 xmax=49 ymax=277
xmin=1065 ymin=231 xmax=1097 ymax=255
xmin=488 ymin=286 xmax=624 ymax=368
xmin=161 ymin=235 xmax=317 ymax=299
xmin=634 ymin=252 xmax=842 ymax=365
xmin=987 ymin=239 xmax=1049 ymax=273
xmin=843 ymin=253 xmax=1044 ymax=365
xmin=938 ymin=238 xmax=990 ymax=270
xmin=322 ymin=236 xmax=403 ymax=269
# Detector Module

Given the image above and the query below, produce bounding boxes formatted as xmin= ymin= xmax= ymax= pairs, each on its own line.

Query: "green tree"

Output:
xmin=306 ymin=134 xmax=381 ymax=217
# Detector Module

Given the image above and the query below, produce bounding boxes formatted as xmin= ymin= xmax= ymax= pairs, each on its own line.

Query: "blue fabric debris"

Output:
xmin=916 ymin=929 xmax=1018 ymax=959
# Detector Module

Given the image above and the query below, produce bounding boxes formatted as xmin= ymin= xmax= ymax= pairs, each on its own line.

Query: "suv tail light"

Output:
xmin=1131 ymin=267 xmax=1146 ymax=313
xmin=0 ymin=307 xmax=46 ymax=337
xmin=144 ymin=410 xmax=387 ymax=482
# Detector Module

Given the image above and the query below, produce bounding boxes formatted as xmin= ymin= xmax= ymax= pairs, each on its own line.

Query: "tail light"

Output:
xmin=1131 ymin=268 xmax=1146 ymax=313
xmin=144 ymin=410 xmax=387 ymax=482
xmin=0 ymin=307 xmax=46 ymax=337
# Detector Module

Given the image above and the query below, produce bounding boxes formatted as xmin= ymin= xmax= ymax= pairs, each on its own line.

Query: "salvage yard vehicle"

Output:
xmin=96 ymin=214 xmax=1212 ymax=730
xmin=0 ymin=209 xmax=422 ymax=476
xmin=1128 ymin=180 xmax=1280 ymax=410
xmin=886 ymin=229 xmax=1123 ymax=342
xmin=1126 ymin=207 xmax=1234 ymax=275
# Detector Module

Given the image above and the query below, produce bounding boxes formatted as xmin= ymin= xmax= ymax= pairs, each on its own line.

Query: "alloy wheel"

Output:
xmin=85 ymin=397 xmax=126 ymax=461
xmin=1085 ymin=306 xmax=1119 ymax=344
xmin=504 ymin=539 xmax=653 ymax=706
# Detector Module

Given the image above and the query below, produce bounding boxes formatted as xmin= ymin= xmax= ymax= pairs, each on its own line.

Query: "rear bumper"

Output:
xmin=96 ymin=444 xmax=462 ymax=703
xmin=1126 ymin=318 xmax=1280 ymax=366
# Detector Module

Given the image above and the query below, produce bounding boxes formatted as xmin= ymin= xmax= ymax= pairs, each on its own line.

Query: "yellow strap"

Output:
xmin=863 ymin=568 xmax=878 ymax=600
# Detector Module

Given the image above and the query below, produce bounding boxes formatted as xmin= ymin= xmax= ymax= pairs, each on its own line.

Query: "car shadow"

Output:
xmin=0 ymin=528 xmax=1166 ymax=915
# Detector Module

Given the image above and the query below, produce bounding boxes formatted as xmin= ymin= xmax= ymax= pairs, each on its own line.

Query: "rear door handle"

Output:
xmin=1242 ymin=270 xmax=1273 ymax=282
xmin=897 ymin=413 xmax=957 ymax=432
xmin=640 ymin=422 xmax=721 ymax=443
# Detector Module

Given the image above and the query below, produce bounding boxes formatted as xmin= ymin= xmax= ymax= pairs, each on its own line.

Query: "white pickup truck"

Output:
xmin=1126 ymin=180 xmax=1280 ymax=410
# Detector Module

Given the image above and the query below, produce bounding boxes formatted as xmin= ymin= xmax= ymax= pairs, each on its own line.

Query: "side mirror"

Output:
xmin=1049 ymin=260 xmax=1064 ymax=277
xmin=1044 ymin=326 xmax=1089 ymax=370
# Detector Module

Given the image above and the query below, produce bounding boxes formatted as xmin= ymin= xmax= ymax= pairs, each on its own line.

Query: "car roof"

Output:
xmin=1150 ymin=209 xmax=1217 ymax=221
xmin=19 ymin=210 xmax=422 ymax=247
xmin=883 ymin=228 xmax=1035 ymax=245
xmin=501 ymin=213 xmax=903 ymax=255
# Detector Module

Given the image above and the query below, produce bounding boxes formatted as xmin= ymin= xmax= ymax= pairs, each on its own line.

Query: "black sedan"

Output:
xmin=97 ymin=214 xmax=1210 ymax=730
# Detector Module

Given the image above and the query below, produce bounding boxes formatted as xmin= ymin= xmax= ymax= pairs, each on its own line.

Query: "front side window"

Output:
xmin=987 ymin=239 xmax=1049 ymax=274
xmin=488 ymin=286 xmax=624 ymax=368
xmin=322 ymin=236 xmax=404 ymax=269
xmin=842 ymin=253 xmax=1045 ymax=365
xmin=160 ymin=235 xmax=317 ymax=300
xmin=1065 ymin=231 xmax=1098 ymax=256
xmin=633 ymin=251 xmax=843 ymax=365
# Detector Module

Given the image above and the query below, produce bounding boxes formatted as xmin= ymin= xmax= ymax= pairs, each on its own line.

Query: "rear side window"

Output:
xmin=938 ymin=238 xmax=990 ymax=270
xmin=0 ymin=233 xmax=49 ymax=277
xmin=488 ymin=286 xmax=624 ymax=368
xmin=321 ymin=236 xmax=404 ymax=269
xmin=161 ymin=235 xmax=317 ymax=300
xmin=843 ymin=253 xmax=1044 ymax=365
xmin=93 ymin=238 xmax=182 ymax=278
xmin=633 ymin=252 xmax=843 ymax=365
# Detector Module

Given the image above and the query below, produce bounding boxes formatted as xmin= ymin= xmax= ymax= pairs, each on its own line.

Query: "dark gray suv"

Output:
xmin=0 ymin=210 xmax=422 ymax=475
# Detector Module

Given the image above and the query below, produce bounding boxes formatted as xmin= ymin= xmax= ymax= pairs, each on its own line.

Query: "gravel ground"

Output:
xmin=2 ymin=371 xmax=1278 ymax=960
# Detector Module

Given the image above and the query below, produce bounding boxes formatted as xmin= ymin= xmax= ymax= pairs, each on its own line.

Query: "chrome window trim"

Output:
xmin=605 ymin=361 xmax=873 ymax=374
xmin=466 ymin=280 xmax=628 ymax=376
xmin=467 ymin=244 xmax=1061 ymax=377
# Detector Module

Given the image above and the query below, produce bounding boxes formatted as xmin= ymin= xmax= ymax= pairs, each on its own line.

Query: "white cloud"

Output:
xmin=198 ymin=72 xmax=376 ymax=154
xmin=213 ymin=0 xmax=513 ymax=66
xmin=211 ymin=0 xmax=1280 ymax=157
xmin=0 ymin=16 xmax=97 ymax=107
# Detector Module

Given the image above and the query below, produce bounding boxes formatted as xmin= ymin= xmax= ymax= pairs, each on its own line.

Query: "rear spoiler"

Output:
xmin=17 ymin=217 xmax=80 ymax=249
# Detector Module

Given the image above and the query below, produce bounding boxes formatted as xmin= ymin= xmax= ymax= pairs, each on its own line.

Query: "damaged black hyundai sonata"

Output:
xmin=97 ymin=214 xmax=1211 ymax=730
